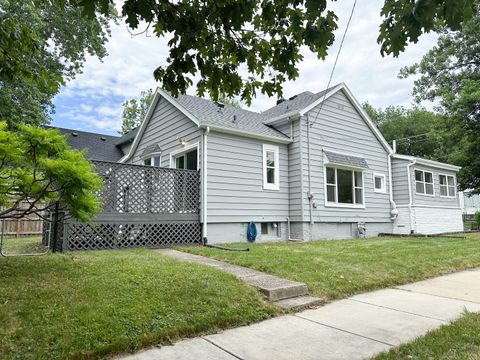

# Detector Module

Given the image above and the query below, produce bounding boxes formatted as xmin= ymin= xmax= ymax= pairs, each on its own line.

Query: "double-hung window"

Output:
xmin=326 ymin=166 xmax=364 ymax=206
xmin=415 ymin=169 xmax=434 ymax=195
xmin=439 ymin=174 xmax=456 ymax=197
xmin=263 ymin=144 xmax=279 ymax=190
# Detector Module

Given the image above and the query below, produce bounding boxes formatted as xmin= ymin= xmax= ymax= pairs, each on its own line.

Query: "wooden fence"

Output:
xmin=2 ymin=217 xmax=43 ymax=237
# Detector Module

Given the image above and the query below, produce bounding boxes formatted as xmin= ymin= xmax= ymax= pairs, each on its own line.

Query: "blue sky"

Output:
xmin=51 ymin=0 xmax=438 ymax=136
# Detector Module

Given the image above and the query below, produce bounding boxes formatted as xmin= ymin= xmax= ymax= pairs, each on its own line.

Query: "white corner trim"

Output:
xmin=169 ymin=142 xmax=200 ymax=169
xmin=262 ymin=144 xmax=280 ymax=191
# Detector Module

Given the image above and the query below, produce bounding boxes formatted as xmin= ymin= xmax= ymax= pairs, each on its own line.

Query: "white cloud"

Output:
xmin=52 ymin=0 xmax=438 ymax=134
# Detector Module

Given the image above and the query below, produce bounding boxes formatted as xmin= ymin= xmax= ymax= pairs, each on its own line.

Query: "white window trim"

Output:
xmin=414 ymin=169 xmax=435 ymax=197
xmin=169 ymin=142 xmax=200 ymax=169
xmin=262 ymin=144 xmax=280 ymax=191
xmin=142 ymin=152 xmax=162 ymax=167
xmin=324 ymin=165 xmax=365 ymax=209
xmin=373 ymin=173 xmax=387 ymax=194
xmin=438 ymin=173 xmax=457 ymax=198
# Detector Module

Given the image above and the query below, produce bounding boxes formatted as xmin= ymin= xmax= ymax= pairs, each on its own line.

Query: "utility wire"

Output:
xmin=309 ymin=0 xmax=358 ymax=127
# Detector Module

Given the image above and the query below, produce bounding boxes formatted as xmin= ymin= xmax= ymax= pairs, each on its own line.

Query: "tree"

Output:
xmin=0 ymin=122 xmax=102 ymax=222
xmin=217 ymin=96 xmax=242 ymax=109
xmin=120 ymin=89 xmax=154 ymax=135
xmin=400 ymin=9 xmax=480 ymax=191
xmin=0 ymin=0 xmax=114 ymax=128
xmin=364 ymin=103 xmax=442 ymax=158
xmin=79 ymin=0 xmax=476 ymax=104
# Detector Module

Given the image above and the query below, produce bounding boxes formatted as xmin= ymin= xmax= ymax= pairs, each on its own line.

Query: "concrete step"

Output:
xmin=243 ymin=274 xmax=308 ymax=301
xmin=273 ymin=295 xmax=324 ymax=310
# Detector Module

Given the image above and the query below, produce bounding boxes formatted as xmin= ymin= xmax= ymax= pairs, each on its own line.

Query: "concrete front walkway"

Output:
xmin=119 ymin=268 xmax=480 ymax=360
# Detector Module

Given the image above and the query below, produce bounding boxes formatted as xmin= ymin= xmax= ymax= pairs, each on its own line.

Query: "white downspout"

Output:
xmin=202 ymin=126 xmax=210 ymax=241
xmin=406 ymin=159 xmax=417 ymax=234
xmin=388 ymin=153 xmax=398 ymax=221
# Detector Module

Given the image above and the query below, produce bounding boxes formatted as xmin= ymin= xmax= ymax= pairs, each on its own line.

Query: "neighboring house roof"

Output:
xmin=392 ymin=154 xmax=461 ymax=171
xmin=48 ymin=126 xmax=124 ymax=162
xmin=324 ymin=150 xmax=369 ymax=169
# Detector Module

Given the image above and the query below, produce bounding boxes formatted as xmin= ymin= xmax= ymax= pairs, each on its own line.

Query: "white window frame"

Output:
xmin=324 ymin=165 xmax=365 ymax=208
xmin=142 ymin=153 xmax=162 ymax=167
xmin=373 ymin=173 xmax=386 ymax=193
xmin=262 ymin=144 xmax=280 ymax=191
xmin=415 ymin=169 xmax=435 ymax=196
xmin=169 ymin=142 xmax=200 ymax=170
xmin=439 ymin=173 xmax=456 ymax=198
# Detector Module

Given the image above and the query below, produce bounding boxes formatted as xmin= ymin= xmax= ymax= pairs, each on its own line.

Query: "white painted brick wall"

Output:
xmin=392 ymin=207 xmax=412 ymax=234
xmin=414 ymin=207 xmax=464 ymax=234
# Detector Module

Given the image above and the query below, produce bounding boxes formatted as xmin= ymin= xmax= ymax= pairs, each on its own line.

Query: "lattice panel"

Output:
xmin=65 ymin=221 xmax=202 ymax=251
xmin=92 ymin=161 xmax=200 ymax=214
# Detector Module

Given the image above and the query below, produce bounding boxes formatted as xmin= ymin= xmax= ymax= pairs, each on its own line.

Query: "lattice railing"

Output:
xmin=92 ymin=160 xmax=200 ymax=215
xmin=46 ymin=161 xmax=202 ymax=251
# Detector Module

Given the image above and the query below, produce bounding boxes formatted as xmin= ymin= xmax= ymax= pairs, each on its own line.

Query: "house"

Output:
xmin=56 ymin=83 xmax=464 ymax=243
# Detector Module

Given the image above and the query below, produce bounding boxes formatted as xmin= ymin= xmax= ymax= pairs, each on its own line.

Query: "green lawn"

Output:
xmin=183 ymin=233 xmax=480 ymax=301
xmin=375 ymin=312 xmax=480 ymax=360
xmin=0 ymin=248 xmax=277 ymax=360
xmin=1 ymin=236 xmax=45 ymax=255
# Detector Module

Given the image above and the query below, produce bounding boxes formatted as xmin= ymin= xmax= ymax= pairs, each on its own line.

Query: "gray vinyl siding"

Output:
xmin=392 ymin=158 xmax=410 ymax=205
xmin=301 ymin=90 xmax=392 ymax=223
xmin=206 ymin=131 xmax=289 ymax=222
xmin=411 ymin=164 xmax=460 ymax=207
xmin=274 ymin=121 xmax=303 ymax=220
xmin=128 ymin=96 xmax=202 ymax=167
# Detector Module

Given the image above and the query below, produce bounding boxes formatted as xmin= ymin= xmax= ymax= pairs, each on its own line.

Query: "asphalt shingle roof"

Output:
xmin=324 ymin=150 xmax=369 ymax=169
xmin=49 ymin=126 xmax=124 ymax=162
xmin=261 ymin=86 xmax=338 ymax=119
xmin=173 ymin=94 xmax=289 ymax=140
xmin=141 ymin=144 xmax=161 ymax=157
xmin=115 ymin=126 xmax=139 ymax=146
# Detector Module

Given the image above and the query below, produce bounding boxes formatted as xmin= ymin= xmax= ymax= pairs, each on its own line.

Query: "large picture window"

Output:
xmin=263 ymin=144 xmax=279 ymax=190
xmin=439 ymin=174 xmax=456 ymax=197
xmin=326 ymin=166 xmax=363 ymax=206
xmin=415 ymin=169 xmax=434 ymax=195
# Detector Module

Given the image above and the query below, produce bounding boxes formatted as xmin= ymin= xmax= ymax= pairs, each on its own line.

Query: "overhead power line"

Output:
xmin=310 ymin=0 xmax=358 ymax=127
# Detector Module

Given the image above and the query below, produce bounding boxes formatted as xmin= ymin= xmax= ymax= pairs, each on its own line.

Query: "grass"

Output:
xmin=1 ymin=236 xmax=45 ymax=254
xmin=375 ymin=312 xmax=480 ymax=360
xmin=0 ymin=247 xmax=277 ymax=360
xmin=183 ymin=233 xmax=480 ymax=301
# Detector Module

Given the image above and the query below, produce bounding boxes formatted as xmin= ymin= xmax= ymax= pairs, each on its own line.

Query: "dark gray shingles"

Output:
xmin=324 ymin=150 xmax=369 ymax=169
xmin=115 ymin=126 xmax=139 ymax=145
xmin=141 ymin=144 xmax=161 ymax=157
xmin=261 ymin=85 xmax=339 ymax=119
xmin=174 ymin=95 xmax=290 ymax=140
xmin=49 ymin=126 xmax=124 ymax=162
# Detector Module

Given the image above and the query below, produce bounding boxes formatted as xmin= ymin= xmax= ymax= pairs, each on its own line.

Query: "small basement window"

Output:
xmin=439 ymin=174 xmax=456 ymax=197
xmin=260 ymin=222 xmax=279 ymax=237
xmin=373 ymin=173 xmax=386 ymax=193
xmin=415 ymin=169 xmax=434 ymax=196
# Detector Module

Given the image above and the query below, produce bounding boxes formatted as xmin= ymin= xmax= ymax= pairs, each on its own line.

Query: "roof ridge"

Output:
xmin=46 ymin=125 xmax=120 ymax=138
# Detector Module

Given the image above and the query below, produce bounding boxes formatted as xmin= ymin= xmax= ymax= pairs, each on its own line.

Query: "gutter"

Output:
xmin=202 ymin=126 xmax=210 ymax=242
xmin=306 ymin=114 xmax=314 ymax=225
xmin=198 ymin=124 xmax=292 ymax=144
xmin=406 ymin=159 xmax=417 ymax=234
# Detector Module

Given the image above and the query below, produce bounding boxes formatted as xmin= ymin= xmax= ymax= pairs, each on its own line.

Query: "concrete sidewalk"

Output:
xmin=119 ymin=268 xmax=480 ymax=360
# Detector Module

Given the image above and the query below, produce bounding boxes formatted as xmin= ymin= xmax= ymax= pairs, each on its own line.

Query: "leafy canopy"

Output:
xmin=120 ymin=89 xmax=154 ymax=135
xmin=0 ymin=123 xmax=102 ymax=221
xmin=364 ymin=103 xmax=443 ymax=159
xmin=0 ymin=0 xmax=114 ymax=128
xmin=78 ymin=0 xmax=476 ymax=104
xmin=400 ymin=8 xmax=480 ymax=191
